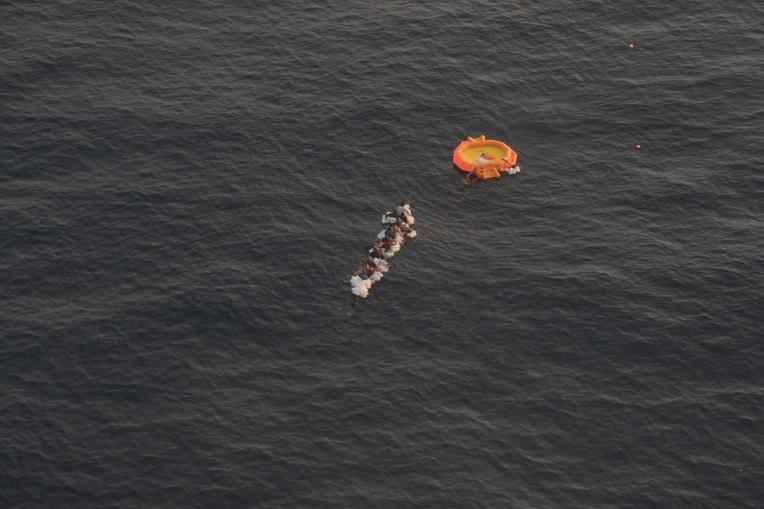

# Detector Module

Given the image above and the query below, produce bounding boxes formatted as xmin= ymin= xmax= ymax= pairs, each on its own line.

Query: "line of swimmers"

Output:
xmin=350 ymin=201 xmax=416 ymax=299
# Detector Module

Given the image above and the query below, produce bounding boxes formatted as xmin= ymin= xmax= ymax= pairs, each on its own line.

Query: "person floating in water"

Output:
xmin=396 ymin=200 xmax=415 ymax=225
xmin=368 ymin=244 xmax=385 ymax=260
xmin=398 ymin=220 xmax=416 ymax=238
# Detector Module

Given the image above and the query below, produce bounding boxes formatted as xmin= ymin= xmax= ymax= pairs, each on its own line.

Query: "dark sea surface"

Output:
xmin=2 ymin=1 xmax=763 ymax=507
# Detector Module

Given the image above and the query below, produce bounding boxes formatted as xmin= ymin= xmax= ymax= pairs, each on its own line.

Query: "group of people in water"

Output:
xmin=462 ymin=152 xmax=521 ymax=186
xmin=350 ymin=201 xmax=417 ymax=299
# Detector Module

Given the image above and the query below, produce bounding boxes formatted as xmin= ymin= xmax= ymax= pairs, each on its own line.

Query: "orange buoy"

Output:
xmin=452 ymin=135 xmax=518 ymax=180
xmin=628 ymin=42 xmax=636 ymax=49
xmin=635 ymin=144 xmax=642 ymax=149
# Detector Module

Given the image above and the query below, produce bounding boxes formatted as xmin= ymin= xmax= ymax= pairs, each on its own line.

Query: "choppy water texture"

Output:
xmin=2 ymin=1 xmax=763 ymax=507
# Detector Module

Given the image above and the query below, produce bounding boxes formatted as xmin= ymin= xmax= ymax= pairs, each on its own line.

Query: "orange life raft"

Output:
xmin=452 ymin=135 xmax=518 ymax=180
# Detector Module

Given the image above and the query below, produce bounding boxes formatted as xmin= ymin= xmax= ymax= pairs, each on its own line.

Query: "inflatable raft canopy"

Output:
xmin=453 ymin=135 xmax=518 ymax=180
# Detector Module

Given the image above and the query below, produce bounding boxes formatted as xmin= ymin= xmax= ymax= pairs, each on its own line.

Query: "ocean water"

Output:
xmin=2 ymin=1 xmax=763 ymax=507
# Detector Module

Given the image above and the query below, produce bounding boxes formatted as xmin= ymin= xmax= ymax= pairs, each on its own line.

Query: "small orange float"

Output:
xmin=452 ymin=135 xmax=518 ymax=180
